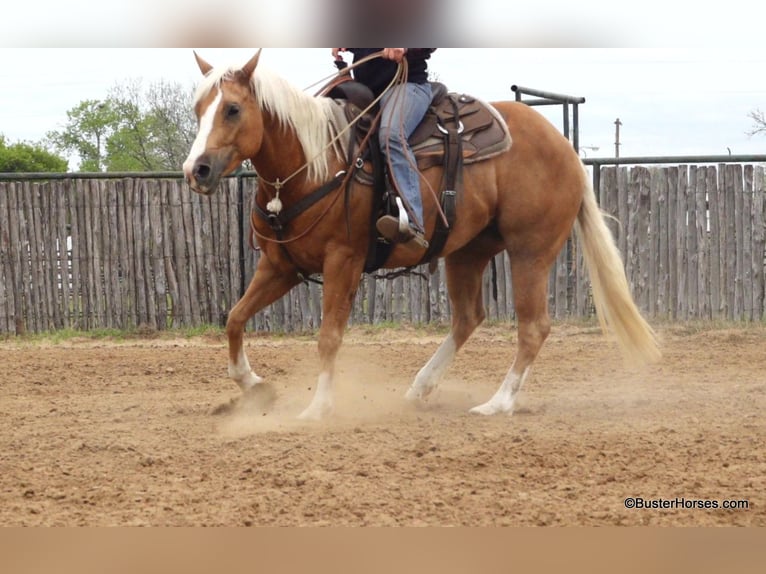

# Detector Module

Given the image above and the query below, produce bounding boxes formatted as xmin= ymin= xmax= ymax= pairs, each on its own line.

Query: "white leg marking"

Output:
xmin=228 ymin=347 xmax=264 ymax=392
xmin=405 ymin=334 xmax=457 ymax=401
xmin=182 ymin=91 xmax=222 ymax=177
xmin=470 ymin=365 xmax=531 ymax=416
xmin=299 ymin=371 xmax=334 ymax=421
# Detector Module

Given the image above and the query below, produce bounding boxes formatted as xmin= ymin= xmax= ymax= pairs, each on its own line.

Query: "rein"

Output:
xmin=250 ymin=63 xmax=395 ymax=248
xmin=251 ymin=170 xmax=351 ymax=247
xmin=257 ymin=51 xmax=404 ymax=214
xmin=249 ymin=53 xmax=408 ymax=283
xmin=249 ymin=51 xmax=446 ymax=284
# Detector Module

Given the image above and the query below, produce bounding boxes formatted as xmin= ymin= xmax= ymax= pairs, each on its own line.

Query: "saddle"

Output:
xmin=327 ymin=80 xmax=512 ymax=271
xmin=409 ymin=85 xmax=512 ymax=170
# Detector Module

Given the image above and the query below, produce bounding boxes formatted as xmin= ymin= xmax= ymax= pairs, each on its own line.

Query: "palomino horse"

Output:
xmin=183 ymin=50 xmax=660 ymax=420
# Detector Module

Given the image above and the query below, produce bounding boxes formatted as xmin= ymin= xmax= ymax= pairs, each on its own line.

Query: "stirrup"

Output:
xmin=395 ymin=197 xmax=411 ymax=235
xmin=376 ymin=217 xmax=428 ymax=252
xmin=376 ymin=197 xmax=429 ymax=250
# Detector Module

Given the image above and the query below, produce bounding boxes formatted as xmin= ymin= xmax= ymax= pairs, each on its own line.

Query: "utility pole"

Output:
xmin=614 ymin=118 xmax=622 ymax=158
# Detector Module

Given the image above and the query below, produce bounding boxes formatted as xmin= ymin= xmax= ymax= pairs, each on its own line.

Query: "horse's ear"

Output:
xmin=240 ymin=49 xmax=262 ymax=81
xmin=194 ymin=51 xmax=213 ymax=76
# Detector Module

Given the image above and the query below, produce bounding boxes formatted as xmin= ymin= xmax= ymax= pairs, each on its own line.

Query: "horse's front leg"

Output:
xmin=298 ymin=249 xmax=365 ymax=421
xmin=227 ymin=256 xmax=301 ymax=391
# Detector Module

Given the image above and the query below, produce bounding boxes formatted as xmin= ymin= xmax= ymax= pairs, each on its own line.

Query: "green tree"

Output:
xmin=141 ymin=79 xmax=196 ymax=170
xmin=105 ymin=81 xmax=158 ymax=171
xmin=0 ymin=134 xmax=68 ymax=173
xmin=47 ymin=100 xmax=118 ymax=172
xmin=47 ymin=79 xmax=196 ymax=173
xmin=104 ymin=79 xmax=196 ymax=171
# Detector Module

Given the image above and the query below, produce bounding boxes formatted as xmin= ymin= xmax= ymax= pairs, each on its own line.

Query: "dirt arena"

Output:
xmin=1 ymin=322 xmax=764 ymax=526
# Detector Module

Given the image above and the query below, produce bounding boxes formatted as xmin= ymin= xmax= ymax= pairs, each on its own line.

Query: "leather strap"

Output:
xmin=420 ymin=95 xmax=462 ymax=266
xmin=253 ymin=172 xmax=347 ymax=283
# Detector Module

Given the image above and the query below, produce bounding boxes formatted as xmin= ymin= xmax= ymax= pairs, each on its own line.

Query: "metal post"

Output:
xmin=511 ymin=85 xmax=586 ymax=105
xmin=592 ymin=162 xmax=601 ymax=204
xmin=237 ymin=174 xmax=246 ymax=299
xmin=572 ymin=104 xmax=580 ymax=153
xmin=512 ymin=85 xmax=585 ymax=152
xmin=614 ymin=118 xmax=622 ymax=158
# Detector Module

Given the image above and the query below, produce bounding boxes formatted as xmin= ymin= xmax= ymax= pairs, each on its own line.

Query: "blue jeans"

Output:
xmin=378 ymin=82 xmax=432 ymax=231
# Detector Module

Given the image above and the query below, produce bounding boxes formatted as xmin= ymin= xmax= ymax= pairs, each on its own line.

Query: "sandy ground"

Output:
xmin=1 ymin=322 xmax=764 ymax=526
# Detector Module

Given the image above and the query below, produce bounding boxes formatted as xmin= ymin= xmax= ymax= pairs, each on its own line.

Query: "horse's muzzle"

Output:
xmin=183 ymin=154 xmax=226 ymax=195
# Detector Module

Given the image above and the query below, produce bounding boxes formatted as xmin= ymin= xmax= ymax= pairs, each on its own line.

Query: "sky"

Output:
xmin=1 ymin=48 xmax=766 ymax=168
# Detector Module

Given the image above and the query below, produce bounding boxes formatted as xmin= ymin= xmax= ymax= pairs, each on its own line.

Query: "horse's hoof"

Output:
xmin=469 ymin=399 xmax=514 ymax=416
xmin=238 ymin=372 xmax=264 ymax=392
xmin=405 ymin=384 xmax=435 ymax=402
xmin=233 ymin=375 xmax=264 ymax=393
xmin=297 ymin=403 xmax=333 ymax=421
xmin=404 ymin=386 xmax=422 ymax=402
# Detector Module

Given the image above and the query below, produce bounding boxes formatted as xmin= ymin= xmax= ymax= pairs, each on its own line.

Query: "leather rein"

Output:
xmin=251 ymin=53 xmax=407 ymax=234
xmin=249 ymin=54 xmax=409 ymax=282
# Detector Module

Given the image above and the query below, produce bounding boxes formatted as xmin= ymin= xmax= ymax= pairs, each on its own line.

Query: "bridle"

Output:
xmin=246 ymin=49 xmax=447 ymax=275
xmin=255 ymin=51 xmax=409 ymax=219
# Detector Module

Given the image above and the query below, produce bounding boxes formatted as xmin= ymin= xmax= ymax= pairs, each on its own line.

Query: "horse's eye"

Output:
xmin=225 ymin=104 xmax=240 ymax=119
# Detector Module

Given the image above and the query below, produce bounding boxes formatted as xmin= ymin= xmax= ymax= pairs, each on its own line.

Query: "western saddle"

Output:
xmin=328 ymin=80 xmax=512 ymax=272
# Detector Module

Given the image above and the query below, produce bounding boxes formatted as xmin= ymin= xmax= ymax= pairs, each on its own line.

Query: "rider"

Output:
xmin=331 ymin=48 xmax=436 ymax=251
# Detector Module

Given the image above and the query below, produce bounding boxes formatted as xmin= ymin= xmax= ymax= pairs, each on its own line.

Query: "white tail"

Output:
xmin=575 ymin=173 xmax=661 ymax=364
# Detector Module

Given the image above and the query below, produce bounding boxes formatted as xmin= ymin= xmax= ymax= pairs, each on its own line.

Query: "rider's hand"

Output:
xmin=382 ymin=48 xmax=407 ymax=63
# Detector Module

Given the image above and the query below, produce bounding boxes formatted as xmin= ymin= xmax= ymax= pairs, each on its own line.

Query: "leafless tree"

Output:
xmin=747 ymin=108 xmax=766 ymax=137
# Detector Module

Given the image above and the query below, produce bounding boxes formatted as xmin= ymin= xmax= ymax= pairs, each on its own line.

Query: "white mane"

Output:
xmin=193 ymin=64 xmax=346 ymax=183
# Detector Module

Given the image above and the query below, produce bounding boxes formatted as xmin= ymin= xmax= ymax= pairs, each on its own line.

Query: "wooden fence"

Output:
xmin=0 ymin=164 xmax=764 ymax=335
xmin=597 ymin=164 xmax=765 ymax=321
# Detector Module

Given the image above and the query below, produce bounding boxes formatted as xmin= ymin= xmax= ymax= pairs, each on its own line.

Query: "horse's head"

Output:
xmin=183 ymin=50 xmax=264 ymax=195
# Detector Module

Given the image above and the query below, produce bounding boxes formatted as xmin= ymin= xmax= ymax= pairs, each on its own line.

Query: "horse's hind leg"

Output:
xmin=470 ymin=256 xmax=551 ymax=415
xmin=227 ymin=257 xmax=301 ymax=391
xmin=406 ymin=245 xmax=494 ymax=401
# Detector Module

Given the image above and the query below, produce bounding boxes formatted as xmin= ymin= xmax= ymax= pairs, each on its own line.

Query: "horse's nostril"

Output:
xmin=194 ymin=163 xmax=211 ymax=182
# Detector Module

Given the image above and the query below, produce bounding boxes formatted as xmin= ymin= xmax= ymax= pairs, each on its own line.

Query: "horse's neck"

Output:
xmin=251 ymin=114 xmax=305 ymax=184
xmin=254 ymin=79 xmax=354 ymax=180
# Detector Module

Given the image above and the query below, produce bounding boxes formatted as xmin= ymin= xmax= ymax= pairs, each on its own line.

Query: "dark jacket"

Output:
xmin=350 ymin=49 xmax=435 ymax=97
